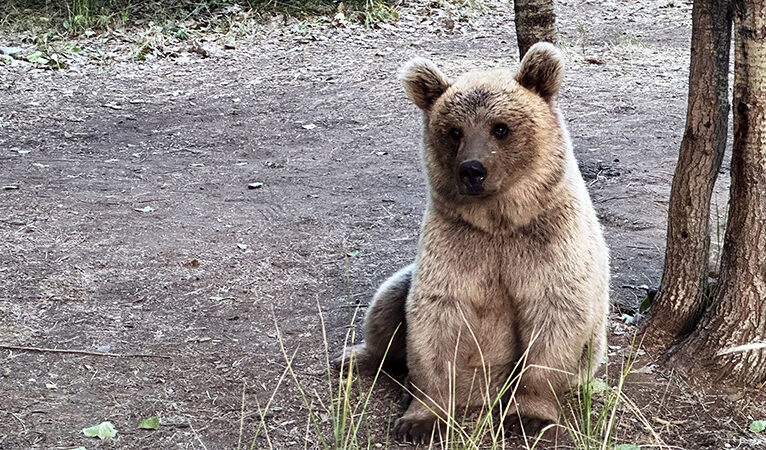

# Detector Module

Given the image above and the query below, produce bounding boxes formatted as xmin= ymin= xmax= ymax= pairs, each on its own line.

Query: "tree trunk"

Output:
xmin=671 ymin=0 xmax=766 ymax=385
xmin=643 ymin=0 xmax=732 ymax=349
xmin=513 ymin=0 xmax=556 ymax=59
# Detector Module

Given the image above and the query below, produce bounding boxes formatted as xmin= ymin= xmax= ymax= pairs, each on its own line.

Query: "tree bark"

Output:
xmin=513 ymin=0 xmax=556 ymax=59
xmin=672 ymin=0 xmax=766 ymax=385
xmin=643 ymin=0 xmax=732 ymax=348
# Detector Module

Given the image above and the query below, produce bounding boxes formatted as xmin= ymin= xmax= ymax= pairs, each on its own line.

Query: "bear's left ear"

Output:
xmin=399 ymin=58 xmax=452 ymax=111
xmin=515 ymin=42 xmax=565 ymax=102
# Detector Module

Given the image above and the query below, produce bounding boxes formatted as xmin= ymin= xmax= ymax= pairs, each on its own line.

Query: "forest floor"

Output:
xmin=2 ymin=0 xmax=765 ymax=448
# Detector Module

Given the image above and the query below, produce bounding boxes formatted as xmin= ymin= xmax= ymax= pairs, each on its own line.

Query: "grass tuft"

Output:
xmin=248 ymin=304 xmax=660 ymax=449
xmin=240 ymin=255 xmax=656 ymax=449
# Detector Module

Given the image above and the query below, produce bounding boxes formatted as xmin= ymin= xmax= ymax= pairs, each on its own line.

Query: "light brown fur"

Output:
xmin=334 ymin=43 xmax=610 ymax=444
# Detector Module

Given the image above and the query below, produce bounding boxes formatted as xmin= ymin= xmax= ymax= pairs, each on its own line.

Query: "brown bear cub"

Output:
xmin=335 ymin=43 xmax=610 ymax=444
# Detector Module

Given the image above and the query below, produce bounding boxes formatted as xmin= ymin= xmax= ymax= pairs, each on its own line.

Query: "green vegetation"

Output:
xmin=0 ymin=0 xmax=398 ymax=68
xmin=0 ymin=0 xmax=398 ymax=34
xmin=561 ymin=335 xmax=649 ymax=450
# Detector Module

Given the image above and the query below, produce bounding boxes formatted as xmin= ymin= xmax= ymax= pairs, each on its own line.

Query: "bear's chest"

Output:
xmin=409 ymin=250 xmax=517 ymax=369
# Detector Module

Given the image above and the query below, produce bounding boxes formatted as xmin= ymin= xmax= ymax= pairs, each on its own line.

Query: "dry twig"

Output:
xmin=0 ymin=345 xmax=171 ymax=359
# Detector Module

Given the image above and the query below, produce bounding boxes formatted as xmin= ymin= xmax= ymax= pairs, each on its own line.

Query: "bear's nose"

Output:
xmin=458 ymin=160 xmax=487 ymax=194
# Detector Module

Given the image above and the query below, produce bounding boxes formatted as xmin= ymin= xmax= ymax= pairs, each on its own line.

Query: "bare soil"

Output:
xmin=1 ymin=1 xmax=765 ymax=449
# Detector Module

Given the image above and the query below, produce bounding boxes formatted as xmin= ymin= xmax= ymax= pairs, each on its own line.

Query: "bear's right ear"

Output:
xmin=399 ymin=58 xmax=451 ymax=111
xmin=515 ymin=42 xmax=565 ymax=102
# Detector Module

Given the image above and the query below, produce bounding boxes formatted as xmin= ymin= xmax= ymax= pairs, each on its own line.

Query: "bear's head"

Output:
xmin=400 ymin=43 xmax=569 ymax=212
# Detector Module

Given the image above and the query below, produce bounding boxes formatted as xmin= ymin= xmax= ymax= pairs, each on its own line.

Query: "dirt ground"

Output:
xmin=2 ymin=0 xmax=766 ymax=448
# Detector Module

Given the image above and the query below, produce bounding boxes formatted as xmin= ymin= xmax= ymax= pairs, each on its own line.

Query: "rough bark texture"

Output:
xmin=513 ymin=0 xmax=556 ymax=59
xmin=672 ymin=0 xmax=766 ymax=385
xmin=643 ymin=0 xmax=732 ymax=348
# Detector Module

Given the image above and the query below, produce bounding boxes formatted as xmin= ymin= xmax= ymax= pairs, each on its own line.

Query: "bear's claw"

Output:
xmin=393 ymin=417 xmax=440 ymax=445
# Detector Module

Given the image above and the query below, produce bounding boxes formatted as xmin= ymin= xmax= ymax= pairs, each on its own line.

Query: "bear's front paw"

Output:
xmin=393 ymin=416 xmax=440 ymax=445
xmin=331 ymin=344 xmax=379 ymax=376
xmin=505 ymin=415 xmax=554 ymax=438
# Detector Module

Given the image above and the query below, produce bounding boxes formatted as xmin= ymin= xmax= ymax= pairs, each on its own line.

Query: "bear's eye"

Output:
xmin=491 ymin=123 xmax=509 ymax=139
xmin=448 ymin=127 xmax=463 ymax=141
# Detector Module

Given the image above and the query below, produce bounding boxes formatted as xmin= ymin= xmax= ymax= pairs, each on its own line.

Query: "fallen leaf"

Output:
xmin=82 ymin=421 xmax=117 ymax=439
xmin=750 ymin=420 xmax=766 ymax=433
xmin=27 ymin=51 xmax=48 ymax=64
xmin=584 ymin=56 xmax=606 ymax=65
xmin=0 ymin=46 xmax=24 ymax=56
xmin=639 ymin=294 xmax=653 ymax=314
xmin=191 ymin=44 xmax=210 ymax=58
xmin=138 ymin=416 xmax=160 ymax=430
xmin=586 ymin=378 xmax=609 ymax=394
xmin=633 ymin=364 xmax=656 ymax=374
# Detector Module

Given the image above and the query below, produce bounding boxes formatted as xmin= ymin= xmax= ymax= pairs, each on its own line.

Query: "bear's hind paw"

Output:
xmin=331 ymin=344 xmax=380 ymax=376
